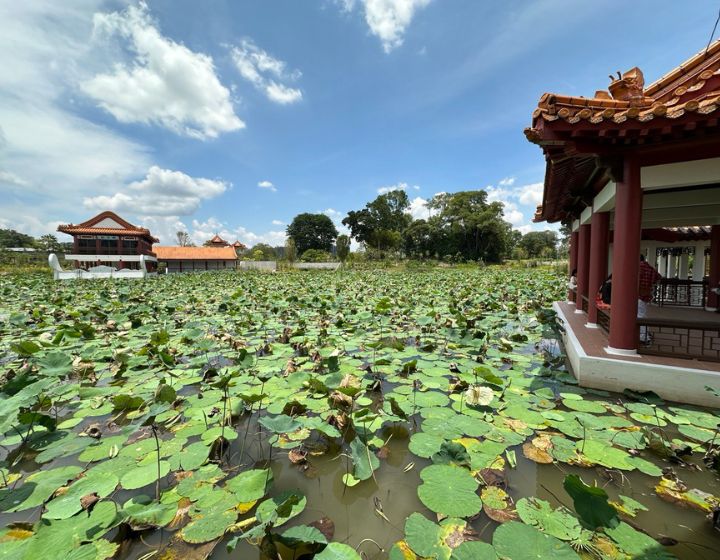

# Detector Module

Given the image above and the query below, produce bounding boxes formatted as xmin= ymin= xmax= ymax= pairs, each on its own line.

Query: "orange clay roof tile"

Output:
xmin=153 ymin=246 xmax=238 ymax=260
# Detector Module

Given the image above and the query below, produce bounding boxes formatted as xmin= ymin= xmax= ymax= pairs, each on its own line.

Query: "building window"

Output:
xmin=123 ymin=239 xmax=138 ymax=251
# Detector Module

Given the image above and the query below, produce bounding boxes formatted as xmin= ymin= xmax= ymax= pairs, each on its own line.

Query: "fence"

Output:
xmin=238 ymin=261 xmax=277 ymax=272
xmin=654 ymin=279 xmax=707 ymax=308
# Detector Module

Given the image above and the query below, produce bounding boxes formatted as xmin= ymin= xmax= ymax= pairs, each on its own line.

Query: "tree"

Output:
xmin=248 ymin=243 xmax=276 ymax=261
xmin=519 ymin=230 xmax=558 ymax=259
xmin=0 ymin=228 xmax=35 ymax=248
xmin=37 ymin=234 xmax=61 ymax=252
xmin=300 ymin=249 xmax=332 ymax=263
xmin=285 ymin=238 xmax=297 ymax=263
xmin=286 ymin=213 xmax=338 ymax=255
xmin=336 ymin=235 xmax=350 ymax=263
xmin=425 ymin=191 xmax=513 ymax=263
xmin=403 ymin=219 xmax=436 ymax=258
xmin=342 ymin=190 xmax=412 ymax=251
xmin=176 ymin=231 xmax=192 ymax=246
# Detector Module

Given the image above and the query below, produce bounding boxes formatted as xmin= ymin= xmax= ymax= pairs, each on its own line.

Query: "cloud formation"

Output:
xmin=338 ymin=0 xmax=433 ymax=52
xmin=258 ymin=180 xmax=277 ymax=192
xmin=84 ymin=166 xmax=229 ymax=217
xmin=377 ymin=181 xmax=420 ymax=194
xmin=82 ymin=2 xmax=244 ymax=139
xmin=230 ymin=39 xmax=303 ymax=104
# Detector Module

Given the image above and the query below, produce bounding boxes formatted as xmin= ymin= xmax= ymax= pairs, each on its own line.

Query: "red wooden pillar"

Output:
xmin=575 ymin=223 xmax=591 ymax=311
xmin=708 ymin=225 xmax=720 ymax=310
xmin=608 ymin=154 xmax=643 ymax=354
xmin=569 ymin=230 xmax=579 ymax=302
xmin=587 ymin=212 xmax=610 ymax=326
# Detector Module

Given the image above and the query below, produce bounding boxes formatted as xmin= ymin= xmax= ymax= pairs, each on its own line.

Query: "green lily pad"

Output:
xmin=417 ymin=464 xmax=482 ymax=517
xmin=120 ymin=461 xmax=170 ymax=491
xmin=492 ymin=521 xmax=581 ymax=559
xmin=225 ymin=468 xmax=272 ymax=502
xmin=180 ymin=508 xmax=236 ymax=543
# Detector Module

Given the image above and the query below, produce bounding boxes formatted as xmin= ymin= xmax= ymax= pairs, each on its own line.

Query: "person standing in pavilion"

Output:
xmin=638 ymin=254 xmax=662 ymax=343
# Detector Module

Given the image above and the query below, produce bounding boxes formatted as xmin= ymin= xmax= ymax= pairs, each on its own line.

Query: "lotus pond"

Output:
xmin=0 ymin=268 xmax=719 ymax=560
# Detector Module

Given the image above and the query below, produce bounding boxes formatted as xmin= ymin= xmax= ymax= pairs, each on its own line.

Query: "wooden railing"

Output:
xmin=581 ymin=295 xmax=589 ymax=313
xmin=654 ymin=279 xmax=707 ymax=308
xmin=637 ymin=316 xmax=720 ymax=362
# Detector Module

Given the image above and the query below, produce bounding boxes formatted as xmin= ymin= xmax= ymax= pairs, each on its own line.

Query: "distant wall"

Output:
xmin=165 ymin=259 xmax=236 ymax=273
xmin=238 ymin=261 xmax=277 ymax=271
xmin=293 ymin=262 xmax=340 ymax=270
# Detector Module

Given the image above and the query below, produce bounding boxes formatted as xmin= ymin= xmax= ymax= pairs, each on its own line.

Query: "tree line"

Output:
xmin=283 ymin=189 xmax=559 ymax=263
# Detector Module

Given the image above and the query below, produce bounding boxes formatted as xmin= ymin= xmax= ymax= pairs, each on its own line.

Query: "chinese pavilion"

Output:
xmin=525 ymin=39 xmax=720 ymax=406
xmin=206 ymin=234 xmax=230 ymax=247
xmin=56 ymin=211 xmax=158 ymax=275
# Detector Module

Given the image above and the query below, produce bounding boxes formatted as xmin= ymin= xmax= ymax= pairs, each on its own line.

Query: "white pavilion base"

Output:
xmin=554 ymin=301 xmax=720 ymax=408
xmin=49 ymin=253 xmax=157 ymax=281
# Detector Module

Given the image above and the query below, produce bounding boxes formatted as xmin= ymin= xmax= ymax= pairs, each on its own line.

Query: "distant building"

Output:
xmin=232 ymin=240 xmax=247 ymax=253
xmin=57 ymin=211 xmax=158 ymax=272
xmin=153 ymin=245 xmax=237 ymax=273
xmin=206 ymin=234 xmax=230 ymax=247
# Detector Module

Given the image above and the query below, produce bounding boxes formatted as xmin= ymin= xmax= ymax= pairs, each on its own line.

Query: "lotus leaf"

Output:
xmin=417 ymin=464 xmax=482 ymax=517
xmin=492 ymin=521 xmax=581 ymax=559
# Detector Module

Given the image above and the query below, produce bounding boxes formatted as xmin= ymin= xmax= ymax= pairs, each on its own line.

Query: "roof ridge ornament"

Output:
xmin=608 ymin=67 xmax=647 ymax=105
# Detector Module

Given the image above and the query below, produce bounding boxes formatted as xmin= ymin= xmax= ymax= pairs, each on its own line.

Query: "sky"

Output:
xmin=0 ymin=0 xmax=717 ymax=246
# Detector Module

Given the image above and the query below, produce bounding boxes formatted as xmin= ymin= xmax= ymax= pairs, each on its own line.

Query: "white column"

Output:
xmin=658 ymin=250 xmax=668 ymax=278
xmin=667 ymin=250 xmax=677 ymax=278
xmin=693 ymin=246 xmax=706 ymax=281
xmin=678 ymin=251 xmax=689 ymax=279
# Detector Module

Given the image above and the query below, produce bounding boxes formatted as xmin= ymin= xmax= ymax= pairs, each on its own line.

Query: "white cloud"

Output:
xmin=502 ymin=200 xmax=525 ymax=227
xmin=189 ymin=217 xmax=287 ymax=248
xmin=407 ymin=196 xmax=430 ymax=220
xmin=0 ymin=170 xmax=30 ymax=187
xmin=84 ymin=166 xmax=229 ymax=217
xmin=81 ymin=2 xmax=244 ymax=139
xmin=484 ymin=179 xmax=545 ymax=233
xmin=230 ymin=39 xmax=302 ymax=105
xmin=322 ymin=208 xmax=343 ymax=219
xmin=258 ymin=180 xmax=277 ymax=192
xmin=377 ymin=181 xmax=419 ymax=194
xmin=339 ymin=0 xmax=433 ymax=52
xmin=271 ymin=219 xmax=285 ymax=226
xmin=0 ymin=1 xmax=153 ymax=232
xmin=518 ymin=182 xmax=544 ymax=206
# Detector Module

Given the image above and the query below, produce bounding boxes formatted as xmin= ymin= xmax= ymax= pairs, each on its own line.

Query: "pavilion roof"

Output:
xmin=207 ymin=234 xmax=228 ymax=245
xmin=526 ymin=39 xmax=720 ymax=224
xmin=232 ymin=240 xmax=247 ymax=249
xmin=58 ymin=211 xmax=159 ymax=242
xmin=153 ymin=246 xmax=237 ymax=260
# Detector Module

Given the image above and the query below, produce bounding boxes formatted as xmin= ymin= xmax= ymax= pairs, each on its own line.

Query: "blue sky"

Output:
xmin=0 ymin=0 xmax=717 ymax=245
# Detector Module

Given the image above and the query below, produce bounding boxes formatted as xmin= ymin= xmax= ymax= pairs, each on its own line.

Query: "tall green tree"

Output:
xmin=37 ymin=234 xmax=61 ymax=252
xmin=286 ymin=213 xmax=338 ymax=255
xmin=336 ymin=235 xmax=350 ymax=263
xmin=426 ymin=191 xmax=512 ymax=263
xmin=519 ymin=231 xmax=558 ymax=259
xmin=342 ymin=190 xmax=412 ymax=251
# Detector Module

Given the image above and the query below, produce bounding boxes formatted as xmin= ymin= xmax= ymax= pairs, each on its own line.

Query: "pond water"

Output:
xmin=0 ymin=269 xmax=718 ymax=560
